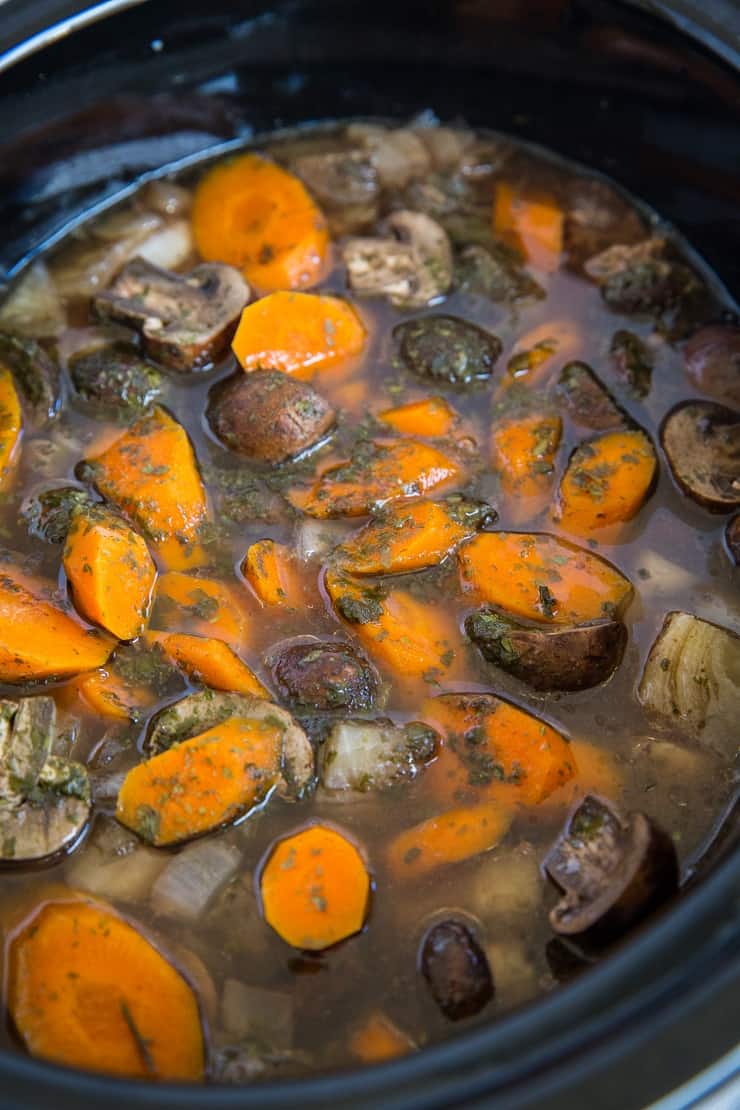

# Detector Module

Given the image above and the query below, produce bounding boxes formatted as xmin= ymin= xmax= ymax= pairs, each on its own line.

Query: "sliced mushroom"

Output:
xmin=272 ymin=641 xmax=378 ymax=712
xmin=638 ymin=611 xmax=740 ymax=758
xmin=394 ymin=314 xmax=502 ymax=385
xmin=207 ymin=370 xmax=335 ymax=463
xmin=684 ymin=324 xmax=740 ymax=408
xmin=93 ymin=258 xmax=250 ymax=371
xmin=345 ymin=124 xmax=431 ymax=188
xmin=544 ymin=795 xmax=678 ymax=939
xmin=343 ymin=210 xmax=452 ymax=308
xmin=293 ymin=150 xmax=379 ymax=234
xmin=455 ymin=243 xmax=544 ymax=304
xmin=609 ymin=329 xmax=653 ymax=398
xmin=319 ymin=719 xmax=437 ymax=794
xmin=68 ymin=341 xmax=162 ymax=414
xmin=0 ymin=332 xmax=60 ymax=425
xmin=465 ymin=609 xmax=626 ymax=691
xmin=21 ymin=484 xmax=91 ymax=544
xmin=726 ymin=514 xmax=740 ymax=565
xmin=145 ymin=689 xmax=314 ymax=799
xmin=584 ymin=237 xmax=703 ymax=319
xmin=557 ymin=361 xmax=627 ymax=431
xmin=419 ymin=917 xmax=494 ymax=1021
xmin=661 ymin=400 xmax=740 ymax=511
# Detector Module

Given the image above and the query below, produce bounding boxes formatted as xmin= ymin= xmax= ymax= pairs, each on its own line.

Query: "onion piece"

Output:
xmin=136 ymin=219 xmax=194 ymax=271
xmin=0 ymin=262 xmax=65 ymax=339
xmin=140 ymin=179 xmax=193 ymax=217
xmin=295 ymin=518 xmax=353 ymax=562
xmin=151 ymin=838 xmax=242 ymax=920
xmin=65 ymin=821 xmax=165 ymax=900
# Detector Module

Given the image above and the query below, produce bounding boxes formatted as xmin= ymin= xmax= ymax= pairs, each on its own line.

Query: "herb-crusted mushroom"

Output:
xmin=319 ymin=719 xmax=437 ymax=793
xmin=544 ymin=795 xmax=678 ymax=939
xmin=272 ymin=641 xmax=379 ymax=712
xmin=584 ymin=237 xmax=703 ymax=321
xmin=93 ymin=258 xmax=250 ymax=371
xmin=661 ymin=400 xmax=740 ymax=511
xmin=394 ymin=314 xmax=502 ymax=385
xmin=609 ymin=329 xmax=653 ymax=398
xmin=557 ymin=361 xmax=627 ymax=431
xmin=342 ymin=210 xmax=452 ymax=308
xmin=21 ymin=485 xmax=91 ymax=544
xmin=68 ymin=341 xmax=162 ymax=415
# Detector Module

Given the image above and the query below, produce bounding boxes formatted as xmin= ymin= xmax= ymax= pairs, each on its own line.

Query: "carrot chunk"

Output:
xmin=242 ymin=539 xmax=304 ymax=608
xmin=335 ymin=498 xmax=472 ymax=575
xmin=153 ymin=571 xmax=247 ymax=649
xmin=82 ymin=406 xmax=208 ymax=571
xmin=0 ymin=368 xmax=22 ymax=488
xmin=350 ymin=1012 xmax=415 ymax=1063
xmin=494 ymin=183 xmax=564 ymax=272
xmin=491 ymin=412 xmax=561 ymax=522
xmin=151 ymin=632 xmax=268 ymax=697
xmin=555 ymin=428 xmax=657 ymax=536
xmin=293 ymin=439 xmax=464 ymax=518
xmin=117 ymin=716 xmax=281 ymax=846
xmin=63 ymin=507 xmax=156 ymax=640
xmin=0 ymin=563 xmax=113 ymax=682
xmin=232 ymin=291 xmax=367 ymax=380
xmin=387 ymin=803 xmax=512 ymax=880
xmin=540 ymin=738 xmax=623 ymax=813
xmin=59 ymin=669 xmax=153 ymax=722
xmin=457 ymin=532 xmax=632 ymax=624
xmin=7 ymin=898 xmax=204 ymax=1080
xmin=260 ymin=824 xmax=370 ymax=950
xmin=192 ymin=153 xmax=329 ymax=292
xmin=378 ymin=396 xmax=457 ymax=438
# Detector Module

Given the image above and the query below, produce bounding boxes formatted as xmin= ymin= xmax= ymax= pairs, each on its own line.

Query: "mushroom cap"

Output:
xmin=661 ymin=399 xmax=740 ymax=511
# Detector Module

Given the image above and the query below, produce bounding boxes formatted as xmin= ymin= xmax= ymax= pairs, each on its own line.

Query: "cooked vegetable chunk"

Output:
xmin=0 ymin=369 xmax=22 ymax=488
xmin=68 ymin=342 xmax=162 ymax=414
xmin=610 ymin=330 xmax=653 ymax=398
xmin=387 ymin=803 xmax=512 ymax=879
xmin=457 ymin=532 xmax=632 ymax=624
xmin=242 ymin=540 xmax=304 ymax=609
xmin=661 ymin=401 xmax=740 ymax=511
xmin=292 ymin=150 xmax=379 ymax=231
xmin=62 ymin=668 xmax=153 ymax=722
xmin=151 ymin=633 xmax=268 ymax=698
xmin=343 ymin=210 xmax=452 ymax=308
xmin=555 ymin=429 xmax=657 ymax=535
xmin=273 ymin=642 xmax=378 ymax=712
xmin=684 ymin=324 xmax=740 ymax=407
xmin=378 ymin=396 xmax=457 ymax=438
xmin=465 ymin=610 xmax=626 ymax=691
xmin=192 ymin=153 xmax=329 ymax=292
xmin=94 ymin=258 xmax=249 ymax=371
xmin=153 ymin=571 xmax=246 ymax=648
xmin=319 ymin=718 xmax=436 ymax=792
xmin=494 ymin=183 xmax=564 ymax=272
xmin=82 ymin=406 xmax=208 ymax=570
xmin=349 ymin=1012 xmax=415 ymax=1063
xmin=491 ymin=411 xmax=560 ymax=521
xmin=0 ymin=332 xmax=59 ymax=426
xmin=8 ymin=899 xmax=204 ymax=1078
xmin=261 ymin=824 xmax=370 ymax=949
xmin=63 ymin=506 xmax=156 ymax=640
xmin=394 ymin=315 xmax=501 ymax=385
xmin=638 ymin=611 xmax=740 ymax=757
xmin=584 ymin=237 xmax=702 ymax=318
xmin=544 ymin=795 xmax=678 ymax=938
xmin=419 ymin=918 xmax=494 ymax=1020
xmin=556 ymin=361 xmax=626 ymax=431
xmin=231 ymin=291 xmax=366 ymax=379
xmin=21 ymin=485 xmax=90 ymax=545
xmin=208 ymin=370 xmax=335 ymax=462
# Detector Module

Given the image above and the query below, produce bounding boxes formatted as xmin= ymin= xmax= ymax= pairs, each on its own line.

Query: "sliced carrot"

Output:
xmin=260 ymin=824 xmax=370 ymax=950
xmin=494 ymin=183 xmax=564 ymax=272
xmin=378 ymin=396 xmax=457 ymax=438
xmin=350 ymin=1012 xmax=415 ymax=1063
xmin=292 ymin=439 xmax=464 ymax=518
xmin=421 ymin=693 xmax=576 ymax=807
xmin=192 ymin=153 xmax=329 ymax=293
xmin=153 ymin=571 xmax=247 ymax=649
xmin=0 ymin=563 xmax=113 ymax=682
xmin=387 ymin=802 xmax=512 ymax=880
xmin=241 ymin=539 xmax=304 ymax=609
xmin=457 ymin=532 xmax=633 ymax=624
xmin=83 ymin=406 xmax=208 ymax=571
xmin=334 ymin=498 xmax=472 ymax=575
xmin=0 ymin=369 xmax=22 ymax=489
xmin=555 ymin=428 xmax=657 ymax=536
xmin=63 ymin=507 xmax=156 ymax=640
xmin=151 ymin=632 xmax=268 ymax=698
xmin=59 ymin=669 xmax=153 ymax=722
xmin=117 ymin=716 xmax=281 ymax=846
xmin=7 ymin=898 xmax=204 ymax=1080
xmin=232 ymin=291 xmax=366 ymax=380
xmin=491 ymin=412 xmax=561 ymax=523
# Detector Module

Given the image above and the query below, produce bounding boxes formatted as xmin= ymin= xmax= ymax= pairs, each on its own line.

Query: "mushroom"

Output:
xmin=394 ymin=314 xmax=502 ymax=385
xmin=683 ymin=324 xmax=740 ymax=408
xmin=726 ymin=514 xmax=740 ymax=565
xmin=0 ymin=332 xmax=60 ymax=426
xmin=661 ymin=400 xmax=740 ymax=511
xmin=319 ymin=719 xmax=437 ymax=794
xmin=93 ymin=258 xmax=250 ymax=371
xmin=68 ymin=341 xmax=162 ymax=414
xmin=21 ymin=484 xmax=91 ymax=544
xmin=584 ymin=237 xmax=703 ymax=318
xmin=292 ymin=150 xmax=379 ymax=234
xmin=419 ymin=917 xmax=494 ymax=1021
xmin=564 ymin=178 xmax=647 ymax=270
xmin=557 ymin=360 xmax=628 ymax=431
xmin=609 ymin=329 xmax=653 ymax=398
xmin=0 ymin=696 xmax=90 ymax=863
xmin=455 ymin=243 xmax=544 ymax=304
xmin=271 ymin=641 xmax=379 ymax=712
xmin=638 ymin=610 xmax=740 ymax=759
xmin=465 ymin=609 xmax=626 ymax=691
xmin=207 ymin=370 xmax=335 ymax=463
xmin=544 ymin=795 xmax=679 ymax=939
xmin=342 ymin=210 xmax=452 ymax=308
xmin=145 ymin=689 xmax=314 ymax=799
xmin=345 ymin=124 xmax=431 ymax=188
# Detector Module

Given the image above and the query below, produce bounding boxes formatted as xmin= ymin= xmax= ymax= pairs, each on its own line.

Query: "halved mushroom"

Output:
xmin=271 ymin=641 xmax=379 ymax=712
xmin=584 ymin=237 xmax=703 ymax=319
xmin=544 ymin=795 xmax=678 ymax=939
xmin=342 ymin=210 xmax=452 ymax=308
xmin=0 ymin=332 xmax=60 ymax=426
xmin=0 ymin=696 xmax=90 ymax=863
xmin=726 ymin=514 xmax=740 ymax=565
xmin=661 ymin=400 xmax=740 ymax=511
xmin=319 ymin=718 xmax=437 ymax=794
xmin=684 ymin=324 xmax=740 ymax=408
xmin=394 ymin=314 xmax=502 ymax=385
xmin=21 ymin=484 xmax=91 ymax=544
xmin=609 ymin=329 xmax=653 ymax=398
xmin=207 ymin=370 xmax=335 ymax=463
xmin=68 ymin=341 xmax=162 ymax=414
xmin=145 ymin=689 xmax=314 ymax=799
xmin=293 ymin=150 xmax=379 ymax=235
xmin=93 ymin=258 xmax=250 ymax=371
xmin=465 ymin=609 xmax=626 ymax=691
xmin=557 ymin=361 xmax=627 ymax=431
xmin=419 ymin=917 xmax=494 ymax=1021
xmin=638 ymin=611 xmax=740 ymax=758
xmin=455 ymin=243 xmax=544 ymax=304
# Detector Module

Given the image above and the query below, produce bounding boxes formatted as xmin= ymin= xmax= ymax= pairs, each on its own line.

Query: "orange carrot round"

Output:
xmin=150 ymin=632 xmax=268 ymax=697
xmin=387 ymin=802 xmax=512 ymax=880
xmin=335 ymin=498 xmax=472 ymax=575
xmin=555 ymin=428 xmax=657 ymax=536
xmin=0 ymin=368 xmax=22 ymax=489
xmin=491 ymin=412 xmax=561 ymax=522
xmin=260 ymin=824 xmax=370 ymax=950
xmin=192 ymin=153 xmax=329 ymax=292
xmin=378 ymin=396 xmax=457 ymax=438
